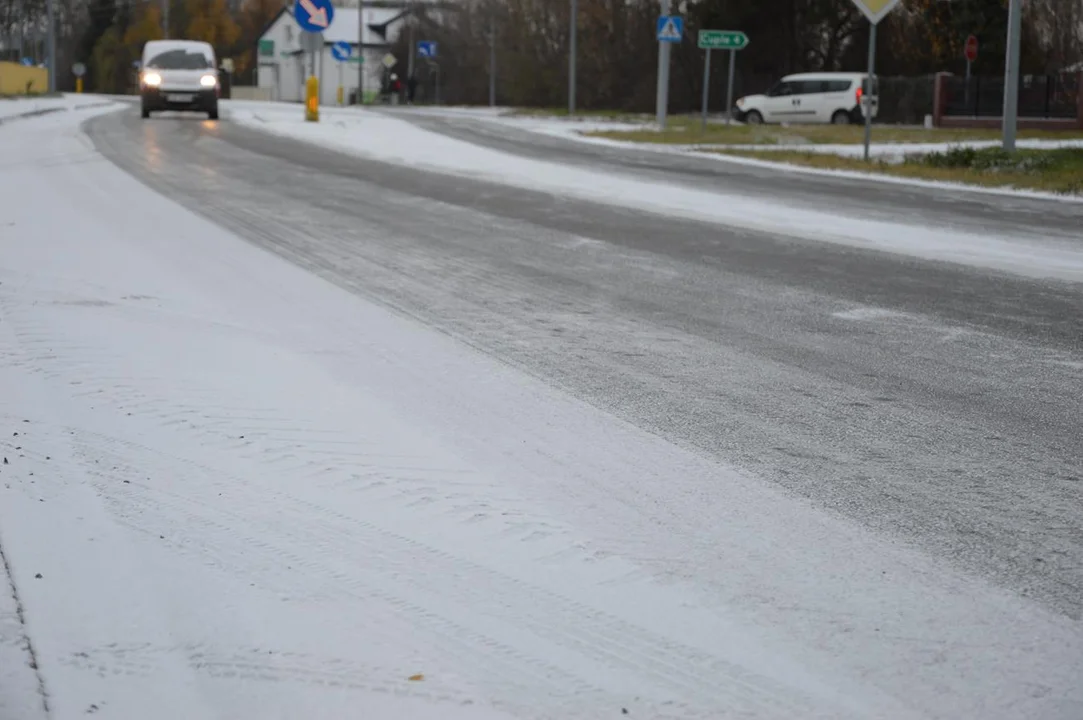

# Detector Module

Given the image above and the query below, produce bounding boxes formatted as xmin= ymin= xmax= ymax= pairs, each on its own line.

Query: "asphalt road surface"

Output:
xmin=389 ymin=108 xmax=1083 ymax=244
xmin=85 ymin=106 xmax=1083 ymax=621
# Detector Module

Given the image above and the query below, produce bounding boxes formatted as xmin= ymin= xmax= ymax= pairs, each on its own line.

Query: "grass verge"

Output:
xmin=586 ymin=122 xmax=1083 ymax=146
xmin=710 ymin=146 xmax=1083 ymax=195
xmin=509 ymin=107 xmax=657 ymax=123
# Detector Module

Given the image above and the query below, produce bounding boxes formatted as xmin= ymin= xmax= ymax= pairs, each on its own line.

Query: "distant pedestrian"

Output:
xmin=407 ymin=74 xmax=418 ymax=104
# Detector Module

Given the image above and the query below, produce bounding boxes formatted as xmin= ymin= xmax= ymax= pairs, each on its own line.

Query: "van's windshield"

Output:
xmin=146 ymin=49 xmax=212 ymax=70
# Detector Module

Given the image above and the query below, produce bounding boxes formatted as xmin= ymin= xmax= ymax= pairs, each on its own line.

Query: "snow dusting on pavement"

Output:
xmin=227 ymin=102 xmax=1083 ymax=282
xmin=361 ymin=104 xmax=1083 ymax=198
xmin=0 ymin=94 xmax=111 ymax=123
xmin=1 ymin=103 xmax=1082 ymax=719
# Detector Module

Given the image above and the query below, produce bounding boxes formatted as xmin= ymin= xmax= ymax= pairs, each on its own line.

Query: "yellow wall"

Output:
xmin=0 ymin=63 xmax=50 ymax=95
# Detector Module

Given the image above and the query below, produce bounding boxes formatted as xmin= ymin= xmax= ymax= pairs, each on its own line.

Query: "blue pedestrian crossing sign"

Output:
xmin=331 ymin=41 xmax=352 ymax=61
xmin=417 ymin=41 xmax=437 ymax=58
xmin=656 ymin=15 xmax=683 ymax=43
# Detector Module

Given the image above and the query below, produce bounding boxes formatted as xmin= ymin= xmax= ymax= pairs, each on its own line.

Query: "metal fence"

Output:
xmin=941 ymin=73 xmax=1080 ymax=119
xmin=877 ymin=75 xmax=936 ymax=125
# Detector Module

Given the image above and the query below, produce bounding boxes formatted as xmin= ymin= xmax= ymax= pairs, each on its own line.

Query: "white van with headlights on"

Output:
xmin=734 ymin=72 xmax=878 ymax=125
xmin=139 ymin=39 xmax=219 ymax=120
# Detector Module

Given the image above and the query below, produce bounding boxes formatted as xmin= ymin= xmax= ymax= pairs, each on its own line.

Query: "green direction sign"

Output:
xmin=698 ymin=30 xmax=749 ymax=50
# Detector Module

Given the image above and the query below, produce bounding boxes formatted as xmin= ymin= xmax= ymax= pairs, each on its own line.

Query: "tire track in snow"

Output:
xmin=0 ymin=277 xmax=875 ymax=719
xmin=68 ymin=430 xmax=837 ymax=719
xmin=62 ymin=643 xmax=490 ymax=710
xmin=64 ymin=437 xmax=628 ymax=717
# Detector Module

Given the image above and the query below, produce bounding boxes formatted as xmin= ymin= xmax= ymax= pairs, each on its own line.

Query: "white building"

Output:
xmin=256 ymin=5 xmax=410 ymax=106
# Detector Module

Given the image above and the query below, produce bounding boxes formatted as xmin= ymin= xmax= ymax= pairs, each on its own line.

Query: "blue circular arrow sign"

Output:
xmin=331 ymin=41 xmax=352 ymax=62
xmin=294 ymin=0 xmax=334 ymax=34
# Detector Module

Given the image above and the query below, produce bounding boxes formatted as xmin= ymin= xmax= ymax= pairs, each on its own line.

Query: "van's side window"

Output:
xmin=826 ymin=80 xmax=852 ymax=92
xmin=767 ymin=81 xmax=797 ymax=97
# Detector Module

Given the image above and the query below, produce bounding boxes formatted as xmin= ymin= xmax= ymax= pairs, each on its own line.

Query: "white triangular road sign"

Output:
xmin=658 ymin=18 xmax=681 ymax=40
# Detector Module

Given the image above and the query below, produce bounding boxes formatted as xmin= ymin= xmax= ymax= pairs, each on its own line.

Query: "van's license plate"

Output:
xmin=167 ymin=94 xmax=193 ymax=102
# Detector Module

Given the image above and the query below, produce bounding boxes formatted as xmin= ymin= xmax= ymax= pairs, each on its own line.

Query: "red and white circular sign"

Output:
xmin=965 ymin=35 xmax=979 ymax=62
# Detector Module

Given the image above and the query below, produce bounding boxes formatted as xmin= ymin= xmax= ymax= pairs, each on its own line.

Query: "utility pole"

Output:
xmin=163 ymin=0 xmax=170 ymax=39
xmin=407 ymin=0 xmax=415 ymax=81
xmin=568 ymin=0 xmax=577 ymax=114
xmin=357 ymin=0 xmax=365 ymax=104
xmin=46 ymin=0 xmax=56 ymax=92
xmin=656 ymin=0 xmax=671 ymax=128
xmin=1001 ymin=0 xmax=1023 ymax=151
xmin=489 ymin=14 xmax=496 ymax=107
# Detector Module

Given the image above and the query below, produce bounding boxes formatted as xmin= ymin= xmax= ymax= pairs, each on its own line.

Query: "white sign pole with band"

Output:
xmin=848 ymin=0 xmax=902 ymax=161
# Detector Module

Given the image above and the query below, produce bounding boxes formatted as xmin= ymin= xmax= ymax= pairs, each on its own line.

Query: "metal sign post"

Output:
xmin=862 ymin=23 xmax=876 ymax=161
xmin=357 ymin=0 xmax=365 ymax=104
xmin=964 ymin=35 xmax=978 ymax=108
xmin=72 ymin=62 xmax=86 ymax=93
xmin=700 ymin=48 xmax=711 ymax=132
xmin=569 ymin=0 xmax=577 ymax=115
xmin=46 ymin=0 xmax=56 ymax=93
xmin=1002 ymin=0 xmax=1023 ymax=151
xmin=698 ymin=30 xmax=749 ymax=128
xmin=848 ymin=0 xmax=902 ymax=162
xmin=490 ymin=18 xmax=497 ymax=108
xmin=655 ymin=9 xmax=682 ymax=130
xmin=726 ymin=49 xmax=737 ymax=124
xmin=331 ymin=41 xmax=351 ymax=106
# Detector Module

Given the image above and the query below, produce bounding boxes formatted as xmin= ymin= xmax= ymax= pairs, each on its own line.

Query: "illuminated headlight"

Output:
xmin=142 ymin=72 xmax=162 ymax=87
xmin=200 ymin=74 xmax=218 ymax=87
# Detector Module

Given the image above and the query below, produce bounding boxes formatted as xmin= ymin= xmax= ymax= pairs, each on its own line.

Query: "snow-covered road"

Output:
xmin=227 ymin=104 xmax=1083 ymax=281
xmin=1 ymin=102 xmax=1081 ymax=719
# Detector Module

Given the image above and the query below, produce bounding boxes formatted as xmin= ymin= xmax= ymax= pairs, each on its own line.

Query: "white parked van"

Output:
xmin=734 ymin=72 xmax=879 ymax=125
xmin=139 ymin=39 xmax=220 ymax=120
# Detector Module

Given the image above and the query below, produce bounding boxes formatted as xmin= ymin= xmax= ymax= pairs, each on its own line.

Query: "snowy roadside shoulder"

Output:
xmin=0 ymin=94 xmax=119 ymax=125
xmin=333 ymin=105 xmax=1083 ymax=200
xmin=228 ymin=104 xmax=1083 ymax=282
xmin=701 ymin=141 xmax=1083 ymax=199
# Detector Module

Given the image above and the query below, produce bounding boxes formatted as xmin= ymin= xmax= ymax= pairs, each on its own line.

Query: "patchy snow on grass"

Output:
xmin=716 ymin=137 xmax=1083 ymax=161
xmin=227 ymin=103 xmax=1083 ymax=282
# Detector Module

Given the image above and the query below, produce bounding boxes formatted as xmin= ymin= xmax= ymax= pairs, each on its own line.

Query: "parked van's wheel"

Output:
xmin=745 ymin=110 xmax=763 ymax=125
xmin=831 ymin=110 xmax=851 ymax=125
